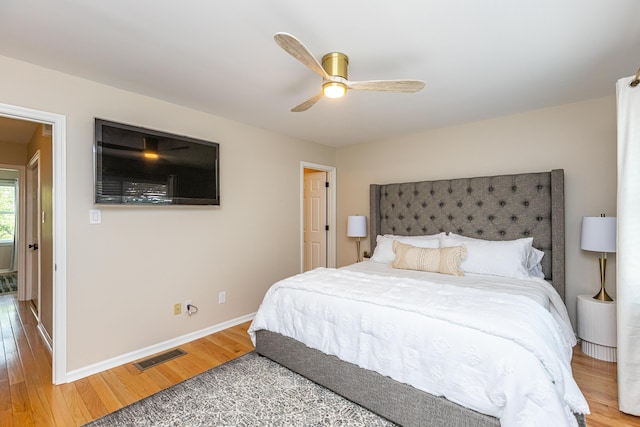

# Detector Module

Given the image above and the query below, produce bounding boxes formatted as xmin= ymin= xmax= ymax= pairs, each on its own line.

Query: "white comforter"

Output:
xmin=249 ymin=265 xmax=589 ymax=427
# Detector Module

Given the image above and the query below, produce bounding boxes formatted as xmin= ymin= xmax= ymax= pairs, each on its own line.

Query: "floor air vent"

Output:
xmin=134 ymin=348 xmax=186 ymax=370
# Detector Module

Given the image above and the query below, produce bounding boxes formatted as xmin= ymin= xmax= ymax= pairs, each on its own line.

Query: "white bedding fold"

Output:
xmin=249 ymin=266 xmax=589 ymax=427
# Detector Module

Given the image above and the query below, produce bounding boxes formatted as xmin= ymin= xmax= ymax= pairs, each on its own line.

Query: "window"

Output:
xmin=0 ymin=180 xmax=17 ymax=244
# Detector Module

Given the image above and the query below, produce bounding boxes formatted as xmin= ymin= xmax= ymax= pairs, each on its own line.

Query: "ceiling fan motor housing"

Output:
xmin=322 ymin=52 xmax=349 ymax=79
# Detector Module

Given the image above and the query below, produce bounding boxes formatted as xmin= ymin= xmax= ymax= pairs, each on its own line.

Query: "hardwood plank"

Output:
xmin=86 ymin=374 xmax=125 ymax=414
xmin=0 ymin=409 xmax=13 ymax=427
xmin=74 ymin=377 xmax=111 ymax=420
xmin=204 ymin=333 xmax=251 ymax=357
xmin=9 ymin=381 xmax=34 ymax=426
xmin=110 ymin=365 xmax=163 ymax=399
xmin=99 ymin=368 xmax=144 ymax=408
xmin=58 ymin=382 xmax=94 ymax=426
xmin=183 ymin=337 xmax=234 ymax=367
xmin=138 ymin=365 xmax=174 ymax=391
xmin=21 ymin=370 xmax=55 ymax=427
xmin=47 ymin=385 xmax=82 ymax=427
xmin=6 ymin=299 xmax=56 ymax=427
xmin=153 ymin=360 xmax=191 ymax=385
xmin=0 ymin=378 xmax=13 ymax=426
xmin=0 ymin=304 xmax=23 ymax=386
xmin=0 ymin=308 xmax=11 ymax=385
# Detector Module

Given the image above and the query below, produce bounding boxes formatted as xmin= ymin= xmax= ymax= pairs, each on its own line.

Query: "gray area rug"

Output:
xmin=84 ymin=352 xmax=396 ymax=426
xmin=0 ymin=272 xmax=17 ymax=294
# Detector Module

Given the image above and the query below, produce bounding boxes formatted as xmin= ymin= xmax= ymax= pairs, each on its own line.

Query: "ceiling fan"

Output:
xmin=274 ymin=32 xmax=425 ymax=112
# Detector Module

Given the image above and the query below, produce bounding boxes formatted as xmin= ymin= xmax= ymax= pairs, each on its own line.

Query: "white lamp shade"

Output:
xmin=347 ymin=216 xmax=367 ymax=238
xmin=581 ymin=216 xmax=617 ymax=253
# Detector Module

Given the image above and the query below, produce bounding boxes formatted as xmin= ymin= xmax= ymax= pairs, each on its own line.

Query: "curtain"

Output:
xmin=0 ymin=178 xmax=17 ymax=271
xmin=616 ymin=74 xmax=640 ymax=415
xmin=9 ymin=179 xmax=17 ymax=271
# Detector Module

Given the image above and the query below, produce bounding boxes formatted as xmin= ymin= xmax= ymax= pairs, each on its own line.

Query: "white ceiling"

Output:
xmin=0 ymin=0 xmax=638 ymax=147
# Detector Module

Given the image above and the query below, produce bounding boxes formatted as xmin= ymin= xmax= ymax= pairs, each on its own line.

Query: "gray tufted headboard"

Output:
xmin=370 ymin=169 xmax=565 ymax=301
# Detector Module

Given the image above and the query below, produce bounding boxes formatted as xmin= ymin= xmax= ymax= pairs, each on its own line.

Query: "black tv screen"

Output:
xmin=94 ymin=119 xmax=220 ymax=205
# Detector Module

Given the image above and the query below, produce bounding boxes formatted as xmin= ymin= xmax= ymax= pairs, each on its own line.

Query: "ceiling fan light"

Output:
xmin=323 ymin=81 xmax=347 ymax=98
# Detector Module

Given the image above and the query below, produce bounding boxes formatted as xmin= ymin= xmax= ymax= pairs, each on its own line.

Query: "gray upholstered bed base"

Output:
xmin=255 ymin=170 xmax=585 ymax=426
xmin=255 ymin=330 xmax=586 ymax=427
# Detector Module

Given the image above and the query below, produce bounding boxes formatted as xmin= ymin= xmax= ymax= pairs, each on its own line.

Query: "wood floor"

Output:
xmin=1 ymin=293 xmax=639 ymax=426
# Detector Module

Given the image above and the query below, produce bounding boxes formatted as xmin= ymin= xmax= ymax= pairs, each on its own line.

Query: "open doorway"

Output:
xmin=0 ymin=102 xmax=67 ymax=385
xmin=0 ymin=119 xmax=49 ymax=339
xmin=300 ymin=162 xmax=336 ymax=272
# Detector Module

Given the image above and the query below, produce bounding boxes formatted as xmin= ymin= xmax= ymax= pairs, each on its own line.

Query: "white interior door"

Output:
xmin=304 ymin=170 xmax=327 ymax=271
xmin=25 ymin=152 xmax=41 ymax=317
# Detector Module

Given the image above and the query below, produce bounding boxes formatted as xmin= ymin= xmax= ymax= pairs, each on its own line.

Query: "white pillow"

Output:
xmin=371 ymin=234 xmax=441 ymax=264
xmin=528 ymin=247 xmax=545 ymax=278
xmin=448 ymin=233 xmax=544 ymax=275
xmin=529 ymin=263 xmax=545 ymax=279
xmin=439 ymin=233 xmax=533 ymax=279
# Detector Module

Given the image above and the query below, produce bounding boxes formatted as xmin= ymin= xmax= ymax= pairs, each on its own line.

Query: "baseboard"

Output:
xmin=37 ymin=322 xmax=53 ymax=354
xmin=65 ymin=312 xmax=256 ymax=383
xmin=29 ymin=302 xmax=54 ymax=354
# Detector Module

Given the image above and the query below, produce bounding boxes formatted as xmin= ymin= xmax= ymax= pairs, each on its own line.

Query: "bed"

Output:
xmin=249 ymin=169 xmax=588 ymax=427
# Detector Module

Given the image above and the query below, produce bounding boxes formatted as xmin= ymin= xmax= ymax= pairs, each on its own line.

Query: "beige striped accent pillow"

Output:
xmin=392 ymin=241 xmax=466 ymax=276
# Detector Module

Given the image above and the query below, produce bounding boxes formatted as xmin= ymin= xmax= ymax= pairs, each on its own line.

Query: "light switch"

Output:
xmin=89 ymin=209 xmax=101 ymax=224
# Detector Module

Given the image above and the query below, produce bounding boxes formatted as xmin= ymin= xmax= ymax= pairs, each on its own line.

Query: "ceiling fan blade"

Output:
xmin=291 ymin=92 xmax=324 ymax=112
xmin=274 ymin=32 xmax=330 ymax=80
xmin=347 ymin=79 xmax=425 ymax=93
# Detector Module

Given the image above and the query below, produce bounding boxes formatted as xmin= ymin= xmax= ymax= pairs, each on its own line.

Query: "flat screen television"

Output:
xmin=94 ymin=119 xmax=220 ymax=205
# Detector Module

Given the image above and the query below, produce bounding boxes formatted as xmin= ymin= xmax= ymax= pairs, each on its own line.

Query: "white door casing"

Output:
xmin=304 ymin=170 xmax=327 ymax=271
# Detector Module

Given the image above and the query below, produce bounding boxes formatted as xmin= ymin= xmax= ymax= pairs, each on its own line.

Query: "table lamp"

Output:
xmin=347 ymin=215 xmax=367 ymax=262
xmin=580 ymin=214 xmax=617 ymax=301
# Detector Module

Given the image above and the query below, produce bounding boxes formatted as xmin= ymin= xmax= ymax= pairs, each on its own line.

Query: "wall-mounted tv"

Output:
xmin=94 ymin=119 xmax=220 ymax=205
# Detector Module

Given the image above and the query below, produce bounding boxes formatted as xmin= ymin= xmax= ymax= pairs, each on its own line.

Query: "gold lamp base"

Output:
xmin=593 ymin=257 xmax=613 ymax=301
xmin=593 ymin=286 xmax=613 ymax=301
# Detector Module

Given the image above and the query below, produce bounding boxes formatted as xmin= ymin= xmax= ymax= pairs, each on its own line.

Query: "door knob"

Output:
xmin=28 ymin=243 xmax=38 ymax=250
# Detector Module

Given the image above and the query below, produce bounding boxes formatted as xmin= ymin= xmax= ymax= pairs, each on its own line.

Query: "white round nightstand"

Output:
xmin=576 ymin=294 xmax=617 ymax=362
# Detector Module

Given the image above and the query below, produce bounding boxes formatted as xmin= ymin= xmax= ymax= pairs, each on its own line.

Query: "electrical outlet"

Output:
xmin=173 ymin=303 xmax=181 ymax=315
xmin=218 ymin=291 xmax=226 ymax=304
xmin=184 ymin=300 xmax=192 ymax=315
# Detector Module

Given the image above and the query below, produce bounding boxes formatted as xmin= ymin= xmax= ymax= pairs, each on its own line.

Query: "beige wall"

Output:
xmin=0 ymin=54 xmax=335 ymax=372
xmin=336 ymin=96 xmax=618 ymax=327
